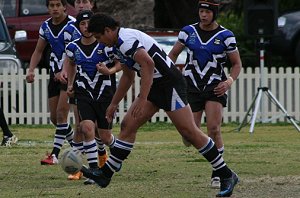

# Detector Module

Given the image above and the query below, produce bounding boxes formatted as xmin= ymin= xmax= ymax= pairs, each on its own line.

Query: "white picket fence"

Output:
xmin=0 ymin=67 xmax=299 ymax=125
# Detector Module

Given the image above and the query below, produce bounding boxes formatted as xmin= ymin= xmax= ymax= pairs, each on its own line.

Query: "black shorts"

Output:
xmin=188 ymin=86 xmax=227 ymax=112
xmin=68 ymin=97 xmax=77 ymax=105
xmin=77 ymin=98 xmax=112 ymax=130
xmin=147 ymin=76 xmax=188 ymax=111
xmin=48 ymin=78 xmax=67 ymax=98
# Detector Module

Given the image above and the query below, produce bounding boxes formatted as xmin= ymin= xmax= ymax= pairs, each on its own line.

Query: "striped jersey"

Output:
xmin=39 ymin=15 xmax=75 ymax=77
xmin=114 ymin=28 xmax=182 ymax=82
xmin=65 ymin=39 xmax=116 ymax=101
xmin=178 ymin=23 xmax=238 ymax=92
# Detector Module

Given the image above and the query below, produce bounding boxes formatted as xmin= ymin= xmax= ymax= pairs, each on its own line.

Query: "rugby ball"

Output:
xmin=60 ymin=148 xmax=83 ymax=174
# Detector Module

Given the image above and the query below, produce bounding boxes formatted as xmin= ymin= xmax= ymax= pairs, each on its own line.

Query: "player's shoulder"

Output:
xmin=65 ymin=23 xmax=77 ymax=32
xmin=66 ymin=38 xmax=80 ymax=49
xmin=67 ymin=15 xmax=76 ymax=22
xmin=182 ymin=23 xmax=198 ymax=32
xmin=218 ymin=25 xmax=235 ymax=37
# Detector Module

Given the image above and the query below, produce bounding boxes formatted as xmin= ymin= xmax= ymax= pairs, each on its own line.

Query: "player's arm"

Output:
xmin=214 ymin=50 xmax=242 ymax=97
xmin=227 ymin=50 xmax=242 ymax=82
xmin=26 ymin=38 xmax=47 ymax=83
xmin=97 ymin=59 xmax=122 ymax=75
xmin=58 ymin=57 xmax=70 ymax=84
xmin=134 ymin=48 xmax=154 ymax=100
xmin=168 ymin=41 xmax=185 ymax=64
xmin=66 ymin=58 xmax=77 ymax=98
xmin=106 ymin=64 xmax=135 ymax=123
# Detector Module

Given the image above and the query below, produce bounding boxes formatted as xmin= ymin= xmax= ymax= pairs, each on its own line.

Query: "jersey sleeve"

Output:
xmin=223 ymin=30 xmax=237 ymax=53
xmin=178 ymin=25 xmax=191 ymax=45
xmin=119 ymin=36 xmax=144 ymax=59
xmin=65 ymin=42 xmax=75 ymax=61
xmin=39 ymin=23 xmax=47 ymax=41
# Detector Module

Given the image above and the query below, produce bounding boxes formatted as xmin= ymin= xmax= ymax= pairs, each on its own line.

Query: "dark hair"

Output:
xmin=46 ymin=0 xmax=67 ymax=7
xmin=88 ymin=13 xmax=120 ymax=34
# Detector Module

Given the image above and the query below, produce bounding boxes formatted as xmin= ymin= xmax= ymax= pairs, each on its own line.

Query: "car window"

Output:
xmin=20 ymin=0 xmax=48 ymax=16
xmin=0 ymin=12 xmax=9 ymax=42
xmin=0 ymin=0 xmax=16 ymax=17
xmin=153 ymin=36 xmax=187 ymax=65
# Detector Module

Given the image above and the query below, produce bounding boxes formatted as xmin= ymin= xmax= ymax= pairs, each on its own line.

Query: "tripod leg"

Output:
xmin=249 ymin=89 xmax=263 ymax=133
xmin=266 ymin=90 xmax=300 ymax=132
xmin=237 ymin=91 xmax=260 ymax=131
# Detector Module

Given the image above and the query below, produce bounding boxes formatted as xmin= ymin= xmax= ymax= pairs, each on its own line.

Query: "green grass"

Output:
xmin=1 ymin=123 xmax=300 ymax=197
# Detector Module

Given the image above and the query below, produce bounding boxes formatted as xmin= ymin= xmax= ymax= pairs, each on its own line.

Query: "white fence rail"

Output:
xmin=0 ymin=67 xmax=299 ymax=125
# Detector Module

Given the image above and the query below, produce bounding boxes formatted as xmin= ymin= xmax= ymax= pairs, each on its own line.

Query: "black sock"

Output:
xmin=0 ymin=108 xmax=12 ymax=137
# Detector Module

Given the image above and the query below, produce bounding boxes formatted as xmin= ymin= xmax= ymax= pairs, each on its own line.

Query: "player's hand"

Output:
xmin=67 ymin=85 xmax=74 ymax=98
xmin=26 ymin=70 xmax=35 ymax=83
xmin=97 ymin=62 xmax=110 ymax=75
xmin=214 ymin=81 xmax=230 ymax=97
xmin=53 ymin=72 xmax=61 ymax=82
xmin=58 ymin=70 xmax=68 ymax=84
xmin=106 ymin=104 xmax=117 ymax=123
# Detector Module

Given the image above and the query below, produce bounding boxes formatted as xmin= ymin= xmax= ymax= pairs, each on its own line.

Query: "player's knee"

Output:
xmin=80 ymin=123 xmax=94 ymax=135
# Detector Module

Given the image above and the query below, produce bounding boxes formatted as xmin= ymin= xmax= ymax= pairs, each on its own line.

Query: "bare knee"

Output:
xmin=118 ymin=119 xmax=138 ymax=141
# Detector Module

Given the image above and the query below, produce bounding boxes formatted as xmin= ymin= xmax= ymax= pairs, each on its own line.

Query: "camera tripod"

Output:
xmin=237 ymin=37 xmax=300 ymax=133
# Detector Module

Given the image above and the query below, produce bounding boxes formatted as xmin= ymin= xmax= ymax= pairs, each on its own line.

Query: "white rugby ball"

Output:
xmin=60 ymin=148 xmax=83 ymax=174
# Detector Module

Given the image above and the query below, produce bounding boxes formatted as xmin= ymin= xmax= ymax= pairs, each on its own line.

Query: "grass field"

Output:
xmin=1 ymin=122 xmax=300 ymax=198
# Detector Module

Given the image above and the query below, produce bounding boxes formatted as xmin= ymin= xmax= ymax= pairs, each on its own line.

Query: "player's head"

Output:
xmin=198 ymin=0 xmax=220 ymax=22
xmin=88 ymin=13 xmax=120 ymax=34
xmin=88 ymin=13 xmax=120 ymax=47
xmin=46 ymin=0 xmax=67 ymax=7
xmin=76 ymin=10 xmax=93 ymax=37
xmin=74 ymin=0 xmax=95 ymax=13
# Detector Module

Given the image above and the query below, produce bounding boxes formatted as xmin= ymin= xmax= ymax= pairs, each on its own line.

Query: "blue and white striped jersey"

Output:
xmin=114 ymin=28 xmax=181 ymax=81
xmin=178 ymin=23 xmax=238 ymax=92
xmin=65 ymin=39 xmax=115 ymax=101
xmin=39 ymin=15 xmax=75 ymax=76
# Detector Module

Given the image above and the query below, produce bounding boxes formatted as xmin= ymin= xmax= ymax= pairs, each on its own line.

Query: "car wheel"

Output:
xmin=295 ymin=39 xmax=300 ymax=66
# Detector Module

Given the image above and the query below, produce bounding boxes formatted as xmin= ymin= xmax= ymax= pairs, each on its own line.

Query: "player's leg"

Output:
xmin=81 ymin=98 xmax=158 ymax=187
xmin=0 ymin=107 xmax=18 ymax=147
xmin=167 ymin=105 xmax=238 ymax=197
xmin=81 ymin=120 xmax=98 ymax=169
xmin=40 ymin=95 xmax=60 ymax=165
xmin=71 ymin=101 xmax=84 ymax=154
xmin=205 ymin=101 xmax=224 ymax=188
xmin=95 ymin=101 xmax=116 ymax=168
xmin=68 ymin=100 xmax=85 ymax=180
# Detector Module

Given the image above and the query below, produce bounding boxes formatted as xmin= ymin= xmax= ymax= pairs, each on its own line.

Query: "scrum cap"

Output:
xmin=198 ymin=0 xmax=220 ymax=21
xmin=75 ymin=10 xmax=93 ymax=27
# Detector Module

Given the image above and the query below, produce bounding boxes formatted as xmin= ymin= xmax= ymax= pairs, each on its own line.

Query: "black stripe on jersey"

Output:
xmin=194 ymin=23 xmax=224 ymax=43
xmin=48 ymin=16 xmax=70 ymax=36
xmin=125 ymin=40 xmax=140 ymax=57
xmin=148 ymin=44 xmax=183 ymax=80
xmin=76 ymin=40 xmax=98 ymax=57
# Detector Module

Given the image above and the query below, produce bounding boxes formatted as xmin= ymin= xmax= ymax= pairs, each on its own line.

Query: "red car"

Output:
xmin=2 ymin=0 xmax=76 ymax=67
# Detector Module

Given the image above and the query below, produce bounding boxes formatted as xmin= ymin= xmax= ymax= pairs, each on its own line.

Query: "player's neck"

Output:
xmin=199 ymin=21 xmax=218 ymax=31
xmin=81 ymin=36 xmax=96 ymax=45
xmin=52 ymin=13 xmax=67 ymax=25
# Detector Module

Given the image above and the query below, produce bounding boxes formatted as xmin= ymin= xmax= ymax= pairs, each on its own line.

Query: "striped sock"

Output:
xmin=83 ymin=139 xmax=98 ymax=169
xmin=72 ymin=141 xmax=84 ymax=154
xmin=65 ymin=124 xmax=73 ymax=146
xmin=52 ymin=123 xmax=69 ymax=157
xmin=95 ymin=137 xmax=107 ymax=156
xmin=199 ymin=138 xmax=231 ymax=179
xmin=102 ymin=139 xmax=134 ymax=178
